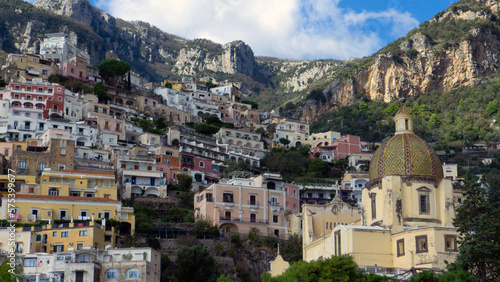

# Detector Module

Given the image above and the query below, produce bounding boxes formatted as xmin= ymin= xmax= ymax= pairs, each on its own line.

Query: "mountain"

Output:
xmin=0 ymin=0 xmax=340 ymax=110
xmin=290 ymin=0 xmax=500 ymax=122
xmin=2 ymin=0 xmax=500 ymax=117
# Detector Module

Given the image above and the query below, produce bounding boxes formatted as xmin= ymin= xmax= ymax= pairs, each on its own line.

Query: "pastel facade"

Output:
xmin=21 ymin=247 xmax=160 ymax=282
xmin=0 ymin=228 xmax=36 ymax=255
xmin=302 ymin=195 xmax=362 ymax=247
xmin=32 ymin=221 xmax=117 ymax=253
xmin=311 ymin=135 xmax=362 ymax=161
xmin=194 ymin=173 xmax=288 ymax=239
xmin=1 ymin=53 xmax=59 ymax=83
xmin=303 ymin=107 xmax=459 ymax=273
xmin=306 ymin=131 xmax=342 ymax=148
xmin=39 ymin=170 xmax=118 ymax=200
xmin=271 ymin=118 xmax=309 ymax=148
xmin=61 ymin=55 xmax=88 ymax=81
xmin=1 ymin=194 xmax=135 ymax=235
xmin=117 ymin=153 xmax=167 ymax=199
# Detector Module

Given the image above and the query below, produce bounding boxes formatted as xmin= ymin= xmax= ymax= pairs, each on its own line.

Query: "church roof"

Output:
xmin=369 ymin=133 xmax=443 ymax=180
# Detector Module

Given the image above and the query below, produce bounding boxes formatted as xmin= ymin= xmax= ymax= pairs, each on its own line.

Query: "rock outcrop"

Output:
xmin=292 ymin=0 xmax=500 ymax=122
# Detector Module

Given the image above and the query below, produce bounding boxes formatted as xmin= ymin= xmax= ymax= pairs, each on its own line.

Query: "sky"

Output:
xmin=30 ymin=0 xmax=457 ymax=60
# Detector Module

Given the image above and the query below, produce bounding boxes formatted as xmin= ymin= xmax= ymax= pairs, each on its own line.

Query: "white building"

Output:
xmin=39 ymin=33 xmax=90 ymax=65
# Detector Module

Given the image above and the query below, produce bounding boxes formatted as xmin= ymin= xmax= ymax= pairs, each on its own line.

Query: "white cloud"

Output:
xmin=95 ymin=0 xmax=419 ymax=60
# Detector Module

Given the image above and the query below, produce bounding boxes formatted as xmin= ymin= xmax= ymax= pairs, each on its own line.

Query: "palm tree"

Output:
xmin=0 ymin=256 xmax=23 ymax=282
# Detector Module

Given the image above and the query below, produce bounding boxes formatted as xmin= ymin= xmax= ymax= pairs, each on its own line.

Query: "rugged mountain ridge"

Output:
xmin=2 ymin=0 xmax=500 ymax=116
xmin=0 ymin=0 xmax=336 ymax=105
xmin=293 ymin=0 xmax=500 ymax=122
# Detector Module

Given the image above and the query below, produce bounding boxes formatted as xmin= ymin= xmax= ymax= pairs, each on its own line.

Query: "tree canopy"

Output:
xmin=450 ymin=170 xmax=500 ymax=280
xmin=98 ymin=59 xmax=130 ymax=86
xmin=176 ymin=245 xmax=218 ymax=282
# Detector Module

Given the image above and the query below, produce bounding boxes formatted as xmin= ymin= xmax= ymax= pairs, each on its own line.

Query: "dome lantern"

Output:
xmin=394 ymin=106 xmax=413 ymax=135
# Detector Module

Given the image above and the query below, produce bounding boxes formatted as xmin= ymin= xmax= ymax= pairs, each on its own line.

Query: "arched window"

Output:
xmin=48 ymin=188 xmax=59 ymax=196
xmin=126 ymin=268 xmax=141 ymax=279
xmin=105 ymin=268 xmax=119 ymax=279
xmin=199 ymin=161 xmax=205 ymax=168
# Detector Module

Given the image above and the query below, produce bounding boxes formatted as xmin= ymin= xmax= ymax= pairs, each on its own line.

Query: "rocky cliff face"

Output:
xmin=174 ymin=41 xmax=257 ymax=76
xmin=292 ymin=0 xmax=500 ymax=122
xmin=9 ymin=0 xmax=334 ymax=101
xmin=5 ymin=0 xmax=500 ymax=116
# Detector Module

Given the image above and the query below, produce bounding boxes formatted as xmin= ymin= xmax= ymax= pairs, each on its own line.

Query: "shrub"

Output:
xmin=231 ymin=234 xmax=241 ymax=246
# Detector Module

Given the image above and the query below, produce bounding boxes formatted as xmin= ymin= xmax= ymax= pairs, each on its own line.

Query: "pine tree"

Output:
xmin=451 ymin=171 xmax=500 ymax=280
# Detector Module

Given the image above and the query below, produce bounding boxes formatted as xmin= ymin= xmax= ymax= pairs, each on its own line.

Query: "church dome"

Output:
xmin=368 ymin=107 xmax=443 ymax=180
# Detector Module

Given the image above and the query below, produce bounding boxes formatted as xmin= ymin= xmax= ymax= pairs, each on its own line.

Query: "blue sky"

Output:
xmin=76 ymin=0 xmax=455 ymax=60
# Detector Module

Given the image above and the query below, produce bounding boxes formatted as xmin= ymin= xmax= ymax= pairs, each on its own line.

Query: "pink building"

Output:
xmin=283 ymin=183 xmax=300 ymax=214
xmin=60 ymin=56 xmax=88 ymax=81
xmin=311 ymin=135 xmax=361 ymax=161
xmin=4 ymin=81 xmax=65 ymax=119
xmin=194 ymin=173 xmax=288 ymax=239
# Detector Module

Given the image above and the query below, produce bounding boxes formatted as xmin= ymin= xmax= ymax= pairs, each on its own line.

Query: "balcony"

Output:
xmin=248 ymin=200 xmax=259 ymax=207
xmin=48 ymin=109 xmax=64 ymax=117
xmin=219 ymin=217 xmax=268 ymax=225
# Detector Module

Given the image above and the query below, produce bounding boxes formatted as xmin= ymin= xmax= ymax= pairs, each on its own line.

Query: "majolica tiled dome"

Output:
xmin=368 ymin=107 xmax=443 ymax=180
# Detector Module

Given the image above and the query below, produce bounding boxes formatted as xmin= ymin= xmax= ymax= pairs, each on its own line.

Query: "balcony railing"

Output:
xmin=48 ymin=109 xmax=63 ymax=116
xmin=248 ymin=200 xmax=259 ymax=206
xmin=219 ymin=217 xmax=268 ymax=224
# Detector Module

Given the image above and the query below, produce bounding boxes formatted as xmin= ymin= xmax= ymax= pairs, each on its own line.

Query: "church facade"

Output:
xmin=303 ymin=107 xmax=459 ymax=272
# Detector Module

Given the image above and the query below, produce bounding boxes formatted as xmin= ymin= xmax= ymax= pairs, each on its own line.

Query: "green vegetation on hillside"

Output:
xmin=311 ymin=72 xmax=500 ymax=146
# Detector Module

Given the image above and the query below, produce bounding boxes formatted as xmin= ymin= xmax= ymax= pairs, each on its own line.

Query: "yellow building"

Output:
xmin=303 ymin=107 xmax=459 ymax=273
xmin=0 ymin=228 xmax=36 ymax=255
xmin=0 ymin=174 xmax=37 ymax=197
xmin=32 ymin=221 xmax=117 ymax=253
xmin=1 ymin=194 xmax=135 ymax=235
xmin=39 ymin=170 xmax=118 ymax=200
xmin=302 ymin=195 xmax=362 ymax=248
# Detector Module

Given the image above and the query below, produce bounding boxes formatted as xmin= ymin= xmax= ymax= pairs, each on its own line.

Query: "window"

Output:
xmin=199 ymin=161 xmax=205 ymax=168
xmin=80 ymin=210 xmax=88 ymax=218
xmin=370 ymin=193 xmax=376 ymax=219
xmin=19 ymin=161 xmax=26 ymax=170
xmin=24 ymin=258 xmax=36 ymax=267
xmin=104 ymin=121 xmax=109 ymax=129
xmin=61 ymin=231 xmax=69 ymax=238
xmin=3 ymin=149 xmax=8 ymax=156
xmin=39 ymin=163 xmax=46 ymax=172
xmin=334 ymin=230 xmax=341 ymax=255
xmin=444 ymin=235 xmax=458 ymax=252
xmin=94 ymin=106 xmax=99 ymax=113
xmin=224 ymin=211 xmax=231 ymax=220
xmin=415 ymin=235 xmax=428 ymax=253
xmin=48 ymin=188 xmax=59 ymax=196
xmin=418 ymin=188 xmax=431 ymax=214
xmin=126 ymin=268 xmax=141 ymax=279
xmin=397 ymin=239 xmax=405 ymax=257
xmin=79 ymin=230 xmax=87 ymax=236
xmin=420 ymin=194 xmax=429 ymax=214
xmin=249 ymin=194 xmax=256 ymax=205
xmin=223 ymin=192 xmax=233 ymax=203
xmin=103 ymin=108 xmax=107 ymax=114
xmin=250 ymin=213 xmax=256 ymax=222
xmin=77 ymin=242 xmax=84 ymax=250
xmin=53 ymin=231 xmax=57 ymax=237
xmin=272 ymin=215 xmax=279 ymax=223
xmin=206 ymin=193 xmax=213 ymax=202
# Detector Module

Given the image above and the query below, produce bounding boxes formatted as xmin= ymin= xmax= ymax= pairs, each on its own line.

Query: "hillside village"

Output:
xmin=0 ymin=31 xmax=497 ymax=281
